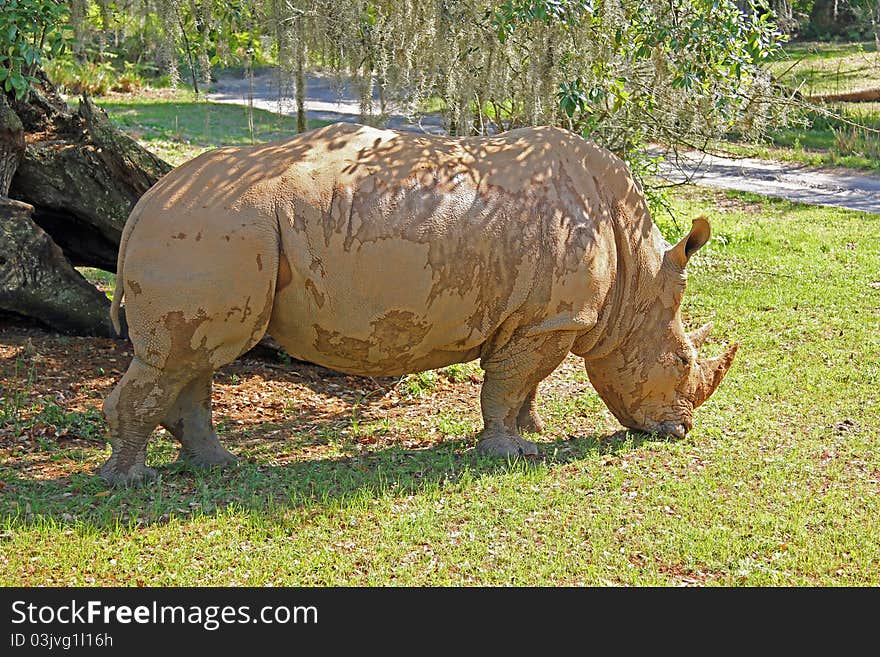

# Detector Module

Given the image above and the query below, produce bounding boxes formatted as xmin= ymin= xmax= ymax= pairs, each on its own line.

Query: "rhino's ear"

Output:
xmin=666 ymin=216 xmax=711 ymax=269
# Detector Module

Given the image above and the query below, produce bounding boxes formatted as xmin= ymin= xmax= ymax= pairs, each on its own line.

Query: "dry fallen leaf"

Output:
xmin=95 ymin=491 xmax=111 ymax=498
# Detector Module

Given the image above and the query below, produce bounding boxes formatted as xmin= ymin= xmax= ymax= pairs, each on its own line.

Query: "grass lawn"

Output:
xmin=770 ymin=40 xmax=880 ymax=96
xmin=721 ymin=101 xmax=880 ymax=171
xmin=721 ymin=40 xmax=880 ymax=171
xmin=3 ymin=185 xmax=878 ymax=586
xmin=94 ymin=90 xmax=330 ymax=166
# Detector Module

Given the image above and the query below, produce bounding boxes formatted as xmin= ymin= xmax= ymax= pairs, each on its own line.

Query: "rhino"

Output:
xmin=100 ymin=122 xmax=737 ymax=485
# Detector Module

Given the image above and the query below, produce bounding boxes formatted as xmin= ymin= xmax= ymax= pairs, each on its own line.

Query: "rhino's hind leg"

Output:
xmin=162 ymin=373 xmax=236 ymax=469
xmin=516 ymin=385 xmax=545 ymax=435
xmin=101 ymin=357 xmax=190 ymax=486
xmin=101 ymin=220 xmax=279 ymax=485
xmin=476 ymin=332 xmax=574 ymax=457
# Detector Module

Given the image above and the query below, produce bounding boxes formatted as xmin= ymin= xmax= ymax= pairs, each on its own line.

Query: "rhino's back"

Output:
xmin=264 ymin=123 xmax=620 ymax=376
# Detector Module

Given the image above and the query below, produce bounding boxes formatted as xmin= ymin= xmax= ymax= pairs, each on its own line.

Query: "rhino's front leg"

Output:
xmin=162 ymin=373 xmax=237 ymax=468
xmin=476 ymin=331 xmax=574 ymax=457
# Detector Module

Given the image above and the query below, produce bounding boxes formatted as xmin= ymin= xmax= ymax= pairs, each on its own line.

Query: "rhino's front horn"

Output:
xmin=693 ymin=342 xmax=738 ymax=409
xmin=688 ymin=322 xmax=713 ymax=350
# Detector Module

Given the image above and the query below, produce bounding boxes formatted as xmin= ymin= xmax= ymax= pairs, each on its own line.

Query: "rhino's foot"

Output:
xmin=176 ymin=444 xmax=238 ymax=469
xmin=99 ymin=461 xmax=158 ymax=487
xmin=476 ymin=432 xmax=539 ymax=458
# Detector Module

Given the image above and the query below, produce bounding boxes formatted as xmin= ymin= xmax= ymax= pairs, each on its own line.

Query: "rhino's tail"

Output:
xmin=109 ymin=278 xmax=124 ymax=336
xmin=109 ymin=250 xmax=126 ymax=336
xmin=110 ymin=205 xmax=144 ymax=336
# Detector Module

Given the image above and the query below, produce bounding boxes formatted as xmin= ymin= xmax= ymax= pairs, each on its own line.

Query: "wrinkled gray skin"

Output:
xmin=101 ymin=123 xmax=737 ymax=485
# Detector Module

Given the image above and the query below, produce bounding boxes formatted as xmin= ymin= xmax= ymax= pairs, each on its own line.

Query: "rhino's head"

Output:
xmin=584 ymin=216 xmax=737 ymax=438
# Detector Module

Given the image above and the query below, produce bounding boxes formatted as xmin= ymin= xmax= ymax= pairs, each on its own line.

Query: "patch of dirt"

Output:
xmin=707 ymin=192 xmax=767 ymax=214
xmin=671 ymin=185 xmax=767 ymax=215
xmin=0 ymin=321 xmax=488 ymax=481
xmin=654 ymin=561 xmax=724 ymax=586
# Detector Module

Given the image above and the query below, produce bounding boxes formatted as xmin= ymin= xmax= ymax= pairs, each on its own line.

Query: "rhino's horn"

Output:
xmin=693 ymin=342 xmax=738 ymax=409
xmin=688 ymin=322 xmax=713 ymax=351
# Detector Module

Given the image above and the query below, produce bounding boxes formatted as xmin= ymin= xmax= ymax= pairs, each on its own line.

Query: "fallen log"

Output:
xmin=0 ymin=197 xmax=118 ymax=336
xmin=1 ymin=69 xmax=171 ymax=334
xmin=808 ymin=88 xmax=880 ymax=103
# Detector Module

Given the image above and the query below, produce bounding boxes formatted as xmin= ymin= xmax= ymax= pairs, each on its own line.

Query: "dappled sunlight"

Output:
xmin=3 ymin=176 xmax=880 ymax=585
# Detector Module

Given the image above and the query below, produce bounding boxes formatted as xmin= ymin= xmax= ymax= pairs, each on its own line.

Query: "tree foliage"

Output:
xmin=75 ymin=3 xmax=783 ymax=139
xmin=47 ymin=2 xmax=792 ymax=173
xmin=0 ymin=0 xmax=69 ymax=98
xmin=491 ymin=0 xmax=784 ymax=154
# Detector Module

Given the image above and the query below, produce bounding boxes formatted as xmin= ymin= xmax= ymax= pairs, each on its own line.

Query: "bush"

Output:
xmin=44 ymin=58 xmax=159 ymax=96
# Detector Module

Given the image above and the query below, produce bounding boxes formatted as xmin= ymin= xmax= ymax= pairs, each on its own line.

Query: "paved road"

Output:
xmin=209 ymin=72 xmax=880 ymax=214
xmin=209 ymin=70 xmax=446 ymax=134
xmin=654 ymin=150 xmax=880 ymax=214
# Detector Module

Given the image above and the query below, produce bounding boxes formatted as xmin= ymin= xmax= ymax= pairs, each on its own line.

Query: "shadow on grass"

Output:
xmin=0 ymin=428 xmax=653 ymax=531
xmin=0 ymin=327 xmax=651 ymax=533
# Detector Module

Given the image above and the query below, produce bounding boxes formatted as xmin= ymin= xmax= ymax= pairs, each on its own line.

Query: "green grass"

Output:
xmin=2 ymin=186 xmax=878 ymax=585
xmin=769 ymin=40 xmax=880 ymax=96
xmin=721 ymin=40 xmax=880 ymax=170
xmin=95 ymin=92 xmax=331 ymax=166
xmin=722 ymin=101 xmax=880 ymax=171
xmin=45 ymin=58 xmax=164 ymax=96
xmin=776 ymin=40 xmax=875 ymax=61
xmin=78 ymin=267 xmax=116 ymax=299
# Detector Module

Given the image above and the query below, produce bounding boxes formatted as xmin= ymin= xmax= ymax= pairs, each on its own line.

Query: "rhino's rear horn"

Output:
xmin=693 ymin=342 xmax=738 ymax=409
xmin=688 ymin=322 xmax=713 ymax=351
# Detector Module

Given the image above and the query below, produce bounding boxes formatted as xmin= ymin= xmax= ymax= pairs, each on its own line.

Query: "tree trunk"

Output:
xmin=872 ymin=0 xmax=880 ymax=53
xmin=808 ymin=89 xmax=880 ymax=103
xmin=0 ymin=198 xmax=117 ymax=336
xmin=0 ymin=95 xmax=25 ymax=196
xmin=10 ymin=94 xmax=171 ymax=270
xmin=0 ymin=69 xmax=171 ymax=335
xmin=808 ymin=0 xmax=859 ymax=37
xmin=295 ymin=23 xmax=307 ymax=134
